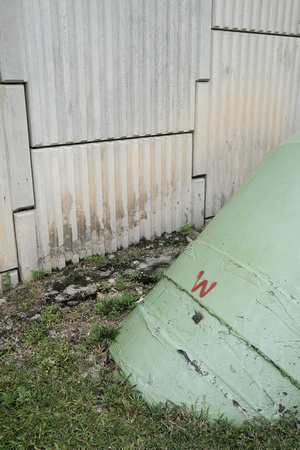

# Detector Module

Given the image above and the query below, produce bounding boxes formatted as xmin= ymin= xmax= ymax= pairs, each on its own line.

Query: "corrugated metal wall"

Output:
xmin=194 ymin=14 xmax=300 ymax=217
xmin=32 ymin=135 xmax=192 ymax=270
xmin=18 ymin=0 xmax=211 ymax=147
xmin=212 ymin=0 xmax=300 ymax=36
xmin=0 ymin=0 xmax=210 ymax=284
xmin=1 ymin=0 xmax=300 ymax=286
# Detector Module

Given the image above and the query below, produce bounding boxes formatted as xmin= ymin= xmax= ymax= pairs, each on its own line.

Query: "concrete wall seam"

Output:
xmin=212 ymin=0 xmax=300 ymax=36
xmin=0 ymin=84 xmax=35 ymax=274
xmin=31 ymin=135 xmax=194 ymax=271
xmin=193 ymin=30 xmax=300 ymax=217
xmin=17 ymin=0 xmax=212 ymax=147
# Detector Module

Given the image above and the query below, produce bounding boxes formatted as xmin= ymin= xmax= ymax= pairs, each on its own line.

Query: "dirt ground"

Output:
xmin=0 ymin=229 xmax=201 ymax=358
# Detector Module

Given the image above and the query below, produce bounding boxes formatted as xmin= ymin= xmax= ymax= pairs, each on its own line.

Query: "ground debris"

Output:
xmin=0 ymin=230 xmax=199 ymax=352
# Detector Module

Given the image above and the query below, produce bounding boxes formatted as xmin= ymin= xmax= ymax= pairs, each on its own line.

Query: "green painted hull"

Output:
xmin=110 ymin=133 xmax=300 ymax=424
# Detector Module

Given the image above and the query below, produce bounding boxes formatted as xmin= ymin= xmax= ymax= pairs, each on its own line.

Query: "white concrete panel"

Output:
xmin=0 ymin=0 xmax=26 ymax=82
xmin=192 ymin=178 xmax=205 ymax=229
xmin=0 ymin=87 xmax=21 ymax=272
xmin=0 ymin=85 xmax=34 ymax=210
xmin=17 ymin=0 xmax=211 ymax=146
xmin=212 ymin=0 xmax=300 ymax=36
xmin=14 ymin=210 xmax=39 ymax=282
xmin=194 ymin=31 xmax=300 ymax=217
xmin=31 ymin=134 xmax=193 ymax=271
xmin=0 ymin=177 xmax=18 ymax=272
xmin=0 ymin=269 xmax=18 ymax=292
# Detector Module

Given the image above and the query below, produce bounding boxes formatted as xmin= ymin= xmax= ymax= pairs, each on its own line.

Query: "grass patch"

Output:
xmin=0 ymin=341 xmax=298 ymax=449
xmin=25 ymin=323 xmax=47 ymax=344
xmin=83 ymin=254 xmax=107 ymax=263
xmin=114 ymin=274 xmax=126 ymax=290
xmin=1 ymin=271 xmax=13 ymax=292
xmin=86 ymin=322 xmax=120 ymax=345
xmin=179 ymin=222 xmax=195 ymax=236
xmin=1 ymin=232 xmax=299 ymax=448
xmin=96 ymin=292 xmax=138 ymax=319
xmin=32 ymin=269 xmax=51 ymax=281
xmin=41 ymin=305 xmax=61 ymax=325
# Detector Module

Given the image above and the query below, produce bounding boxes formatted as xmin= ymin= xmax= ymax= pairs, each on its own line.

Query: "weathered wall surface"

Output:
xmin=0 ymin=85 xmax=36 ymax=286
xmin=1 ymin=0 xmax=300 ymax=288
xmin=212 ymin=0 xmax=300 ymax=35
xmin=0 ymin=0 xmax=26 ymax=82
xmin=18 ymin=0 xmax=211 ymax=147
xmin=0 ymin=0 xmax=211 ymax=285
xmin=194 ymin=30 xmax=300 ymax=217
xmin=31 ymin=134 xmax=194 ymax=271
xmin=194 ymin=0 xmax=300 ymax=217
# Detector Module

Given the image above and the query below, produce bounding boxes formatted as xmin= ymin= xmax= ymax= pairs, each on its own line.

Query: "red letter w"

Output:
xmin=191 ymin=270 xmax=217 ymax=298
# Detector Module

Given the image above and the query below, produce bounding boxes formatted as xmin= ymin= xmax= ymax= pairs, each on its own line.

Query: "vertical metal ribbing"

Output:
xmin=31 ymin=135 xmax=193 ymax=269
xmin=194 ymin=30 xmax=300 ymax=218
xmin=18 ymin=0 xmax=210 ymax=147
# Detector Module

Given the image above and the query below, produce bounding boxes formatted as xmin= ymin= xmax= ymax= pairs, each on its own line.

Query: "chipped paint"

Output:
xmin=110 ymin=134 xmax=300 ymax=424
xmin=177 ymin=350 xmax=209 ymax=376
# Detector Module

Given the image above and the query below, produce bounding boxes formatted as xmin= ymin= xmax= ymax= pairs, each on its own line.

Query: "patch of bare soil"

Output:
xmin=0 ymin=230 xmax=200 ymax=358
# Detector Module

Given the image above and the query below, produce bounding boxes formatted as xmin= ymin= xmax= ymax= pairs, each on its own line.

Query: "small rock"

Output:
xmin=98 ymin=270 xmax=112 ymax=277
xmin=29 ymin=314 xmax=41 ymax=321
xmin=67 ymin=300 xmax=80 ymax=307
xmin=80 ymin=365 xmax=101 ymax=380
xmin=146 ymin=255 xmax=172 ymax=267
xmin=49 ymin=330 xmax=58 ymax=338
xmin=54 ymin=295 xmax=65 ymax=303
xmin=0 ymin=323 xmax=13 ymax=336
xmin=123 ymin=269 xmax=136 ymax=277
xmin=189 ymin=230 xmax=200 ymax=241
xmin=0 ymin=298 xmax=7 ymax=305
xmin=95 ymin=405 xmax=105 ymax=413
xmin=136 ymin=287 xmax=143 ymax=295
